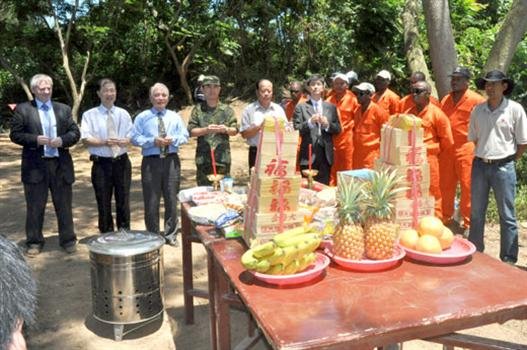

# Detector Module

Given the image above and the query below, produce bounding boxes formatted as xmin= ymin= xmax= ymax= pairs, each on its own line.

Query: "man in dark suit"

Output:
xmin=10 ymin=73 xmax=80 ymax=256
xmin=293 ymin=74 xmax=341 ymax=184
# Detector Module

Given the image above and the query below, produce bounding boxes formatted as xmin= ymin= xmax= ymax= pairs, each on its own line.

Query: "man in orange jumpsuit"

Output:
xmin=439 ymin=67 xmax=485 ymax=235
xmin=398 ymin=71 xmax=440 ymax=113
xmin=284 ymin=81 xmax=307 ymax=121
xmin=372 ymin=70 xmax=400 ymax=116
xmin=403 ymin=81 xmax=454 ymax=220
xmin=326 ymin=73 xmax=358 ymax=184
xmin=351 ymin=82 xmax=389 ymax=169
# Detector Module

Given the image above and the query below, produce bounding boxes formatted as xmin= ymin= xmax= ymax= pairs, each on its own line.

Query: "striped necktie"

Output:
xmin=157 ymin=112 xmax=167 ymax=157
xmin=106 ymin=109 xmax=120 ymax=157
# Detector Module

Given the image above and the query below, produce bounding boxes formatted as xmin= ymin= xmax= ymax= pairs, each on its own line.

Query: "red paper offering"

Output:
xmin=211 ymin=147 xmax=217 ymax=176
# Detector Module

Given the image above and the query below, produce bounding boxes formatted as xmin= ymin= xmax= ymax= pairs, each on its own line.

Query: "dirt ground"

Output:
xmin=1 ymin=101 xmax=526 ymax=349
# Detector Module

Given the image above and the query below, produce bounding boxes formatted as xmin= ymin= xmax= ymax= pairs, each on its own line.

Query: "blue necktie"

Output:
xmin=41 ymin=104 xmax=58 ymax=157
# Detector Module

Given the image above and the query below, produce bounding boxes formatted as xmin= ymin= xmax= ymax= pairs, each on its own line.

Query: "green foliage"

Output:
xmin=486 ymin=185 xmax=527 ymax=223
xmin=0 ymin=0 xmax=526 ymax=114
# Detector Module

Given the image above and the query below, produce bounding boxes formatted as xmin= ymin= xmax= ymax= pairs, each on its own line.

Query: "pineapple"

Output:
xmin=333 ymin=174 xmax=366 ymax=260
xmin=363 ymin=169 xmax=405 ymax=260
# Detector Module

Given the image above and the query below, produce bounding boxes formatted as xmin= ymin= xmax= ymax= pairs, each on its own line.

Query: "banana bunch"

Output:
xmin=241 ymin=226 xmax=322 ymax=275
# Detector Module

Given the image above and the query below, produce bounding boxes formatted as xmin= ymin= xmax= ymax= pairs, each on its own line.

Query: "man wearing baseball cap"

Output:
xmin=372 ymin=69 xmax=400 ymax=115
xmin=406 ymin=80 xmax=454 ymax=219
xmin=326 ymin=72 xmax=358 ymax=184
xmin=188 ymin=75 xmax=238 ymax=185
xmin=351 ymin=82 xmax=389 ymax=169
xmin=439 ymin=67 xmax=485 ymax=236
xmin=468 ymin=69 xmax=527 ymax=264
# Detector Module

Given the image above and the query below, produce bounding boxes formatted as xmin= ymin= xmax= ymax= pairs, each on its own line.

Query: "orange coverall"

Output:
xmin=372 ymin=88 xmax=400 ymax=116
xmin=284 ymin=94 xmax=307 ymax=121
xmin=405 ymin=103 xmax=454 ymax=220
xmin=398 ymin=94 xmax=440 ymax=113
xmin=284 ymin=94 xmax=308 ymax=171
xmin=326 ymin=90 xmax=358 ymax=185
xmin=439 ymin=89 xmax=485 ymax=228
xmin=352 ymin=101 xmax=389 ymax=169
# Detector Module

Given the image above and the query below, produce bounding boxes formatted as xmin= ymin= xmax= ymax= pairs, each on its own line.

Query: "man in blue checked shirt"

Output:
xmin=132 ymin=82 xmax=189 ymax=246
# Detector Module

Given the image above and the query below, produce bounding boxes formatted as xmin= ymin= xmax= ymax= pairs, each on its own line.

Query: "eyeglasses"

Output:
xmin=356 ymin=91 xmax=369 ymax=97
xmin=412 ymin=88 xmax=428 ymax=95
xmin=290 ymin=90 xmax=301 ymax=93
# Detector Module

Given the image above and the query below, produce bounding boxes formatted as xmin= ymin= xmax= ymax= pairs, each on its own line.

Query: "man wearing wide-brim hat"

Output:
xmin=467 ymin=69 xmax=527 ymax=264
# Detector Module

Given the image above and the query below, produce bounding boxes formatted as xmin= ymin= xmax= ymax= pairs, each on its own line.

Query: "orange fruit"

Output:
xmin=417 ymin=216 xmax=444 ymax=238
xmin=399 ymin=229 xmax=419 ymax=249
xmin=415 ymin=234 xmax=442 ymax=254
xmin=439 ymin=226 xmax=454 ymax=250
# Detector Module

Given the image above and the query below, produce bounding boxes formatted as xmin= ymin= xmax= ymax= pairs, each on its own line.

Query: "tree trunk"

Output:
xmin=422 ymin=0 xmax=457 ymax=99
xmin=402 ymin=0 xmax=438 ymax=97
xmin=0 ymin=56 xmax=33 ymax=100
xmin=50 ymin=0 xmax=89 ymax=122
xmin=484 ymin=0 xmax=527 ymax=73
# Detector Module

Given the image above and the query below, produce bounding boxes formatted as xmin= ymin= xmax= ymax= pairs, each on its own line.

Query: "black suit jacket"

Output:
xmin=10 ymin=100 xmax=80 ymax=184
xmin=293 ymin=99 xmax=341 ymax=166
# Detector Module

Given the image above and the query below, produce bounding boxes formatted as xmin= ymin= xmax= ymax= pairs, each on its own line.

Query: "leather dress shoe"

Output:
xmin=26 ymin=244 xmax=42 ymax=257
xmin=64 ymin=244 xmax=77 ymax=254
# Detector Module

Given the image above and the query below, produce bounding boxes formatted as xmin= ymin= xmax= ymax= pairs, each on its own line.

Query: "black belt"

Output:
xmin=475 ymin=155 xmax=515 ymax=164
xmin=90 ymin=154 xmax=128 ymax=162
xmin=144 ymin=153 xmax=178 ymax=158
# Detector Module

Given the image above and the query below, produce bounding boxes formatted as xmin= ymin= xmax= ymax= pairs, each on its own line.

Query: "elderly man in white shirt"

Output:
xmin=81 ymin=78 xmax=133 ymax=233
xmin=240 ymin=79 xmax=287 ymax=171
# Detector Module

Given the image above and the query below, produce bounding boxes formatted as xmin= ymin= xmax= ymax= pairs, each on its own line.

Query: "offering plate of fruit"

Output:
xmin=401 ymin=237 xmax=476 ymax=264
xmin=252 ymin=252 xmax=330 ymax=286
xmin=398 ymin=216 xmax=476 ymax=265
xmin=241 ymin=227 xmax=330 ymax=286
xmin=325 ymin=244 xmax=406 ymax=272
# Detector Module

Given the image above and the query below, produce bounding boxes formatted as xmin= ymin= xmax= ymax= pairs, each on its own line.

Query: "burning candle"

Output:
xmin=211 ymin=147 xmax=217 ymax=176
xmin=308 ymin=144 xmax=312 ymax=171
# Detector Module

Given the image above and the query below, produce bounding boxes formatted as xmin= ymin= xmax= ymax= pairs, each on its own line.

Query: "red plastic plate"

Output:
xmin=325 ymin=245 xmax=405 ymax=272
xmin=401 ymin=237 xmax=476 ymax=264
xmin=252 ymin=252 xmax=330 ymax=286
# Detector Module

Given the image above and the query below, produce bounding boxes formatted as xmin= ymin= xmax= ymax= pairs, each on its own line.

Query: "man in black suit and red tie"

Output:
xmin=293 ymin=74 xmax=341 ymax=184
xmin=10 ymin=73 xmax=80 ymax=256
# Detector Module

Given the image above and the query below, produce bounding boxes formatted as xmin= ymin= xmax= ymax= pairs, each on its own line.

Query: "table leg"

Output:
xmin=214 ymin=254 xmax=231 ymax=350
xmin=207 ymin=248 xmax=218 ymax=350
xmin=181 ymin=203 xmax=194 ymax=324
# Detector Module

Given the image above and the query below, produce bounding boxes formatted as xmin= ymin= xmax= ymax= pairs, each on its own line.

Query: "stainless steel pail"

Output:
xmin=88 ymin=231 xmax=165 ymax=328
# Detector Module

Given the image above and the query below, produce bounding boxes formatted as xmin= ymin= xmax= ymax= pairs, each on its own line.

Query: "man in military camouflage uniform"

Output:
xmin=188 ymin=75 xmax=238 ymax=185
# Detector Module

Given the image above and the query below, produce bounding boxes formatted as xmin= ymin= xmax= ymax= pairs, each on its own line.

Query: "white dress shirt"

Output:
xmin=81 ymin=105 xmax=133 ymax=157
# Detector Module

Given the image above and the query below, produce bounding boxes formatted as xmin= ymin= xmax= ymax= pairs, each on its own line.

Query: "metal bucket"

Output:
xmin=88 ymin=230 xmax=165 ymax=340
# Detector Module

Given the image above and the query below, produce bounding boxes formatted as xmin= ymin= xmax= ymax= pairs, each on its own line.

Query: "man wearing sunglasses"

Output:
xmin=283 ymin=81 xmax=307 ymax=121
xmin=405 ymin=81 xmax=454 ymax=220
xmin=439 ymin=67 xmax=485 ymax=237
xmin=398 ymin=71 xmax=440 ymax=113
xmin=350 ymin=82 xmax=389 ymax=169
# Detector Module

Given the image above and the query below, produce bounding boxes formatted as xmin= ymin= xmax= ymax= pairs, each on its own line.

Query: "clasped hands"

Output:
xmin=37 ymin=135 xmax=62 ymax=147
xmin=310 ymin=113 xmax=329 ymax=128
xmin=154 ymin=136 xmax=173 ymax=147
xmin=106 ymin=138 xmax=129 ymax=147
xmin=207 ymin=124 xmax=228 ymax=134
